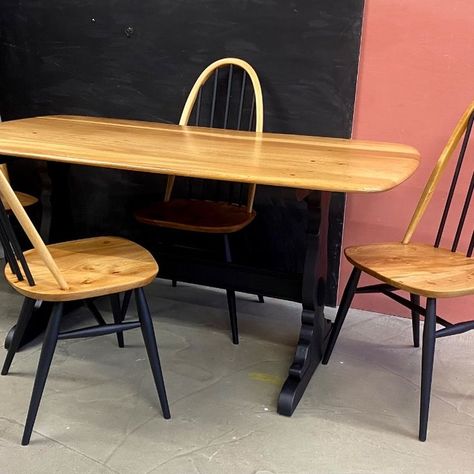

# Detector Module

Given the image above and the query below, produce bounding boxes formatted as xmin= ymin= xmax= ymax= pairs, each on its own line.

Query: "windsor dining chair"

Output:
xmin=323 ymin=102 xmax=474 ymax=441
xmin=1 ymin=161 xmax=131 ymax=349
xmin=135 ymin=57 xmax=264 ymax=345
xmin=0 ymin=171 xmax=170 ymax=445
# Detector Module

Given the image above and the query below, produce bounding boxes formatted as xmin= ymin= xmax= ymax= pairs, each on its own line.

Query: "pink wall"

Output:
xmin=342 ymin=0 xmax=474 ymax=322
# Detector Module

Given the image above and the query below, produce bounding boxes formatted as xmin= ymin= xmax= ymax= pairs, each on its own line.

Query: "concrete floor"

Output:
xmin=0 ymin=279 xmax=474 ymax=473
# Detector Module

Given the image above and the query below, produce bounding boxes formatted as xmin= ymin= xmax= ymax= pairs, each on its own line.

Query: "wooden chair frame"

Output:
xmin=323 ymin=101 xmax=474 ymax=441
xmin=164 ymin=57 xmax=264 ymax=213
xmin=0 ymin=171 xmax=170 ymax=445
xmin=136 ymin=57 xmax=264 ymax=345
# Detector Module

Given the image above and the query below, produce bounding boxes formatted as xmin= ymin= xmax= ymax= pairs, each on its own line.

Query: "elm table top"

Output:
xmin=0 ymin=115 xmax=420 ymax=193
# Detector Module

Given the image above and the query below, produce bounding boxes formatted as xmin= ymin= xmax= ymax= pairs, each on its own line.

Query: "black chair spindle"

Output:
xmin=210 ymin=69 xmax=219 ymax=128
xmin=223 ymin=65 xmax=233 ymax=129
xmin=0 ymin=222 xmax=22 ymax=278
xmin=248 ymin=95 xmax=256 ymax=131
xmin=452 ymin=171 xmax=474 ymax=252
xmin=195 ymin=89 xmax=202 ymax=126
xmin=435 ymin=112 xmax=474 ymax=248
xmin=237 ymin=71 xmax=247 ymax=131
xmin=467 ymin=230 xmax=474 ymax=257
xmin=0 ymin=200 xmax=35 ymax=285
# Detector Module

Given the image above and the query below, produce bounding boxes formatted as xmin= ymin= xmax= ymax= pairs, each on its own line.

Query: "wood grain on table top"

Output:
xmin=0 ymin=115 xmax=420 ymax=193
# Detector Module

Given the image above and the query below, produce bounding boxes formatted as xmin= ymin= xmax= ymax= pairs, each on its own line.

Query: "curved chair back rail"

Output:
xmin=164 ymin=57 xmax=264 ymax=213
xmin=403 ymin=101 xmax=474 ymax=247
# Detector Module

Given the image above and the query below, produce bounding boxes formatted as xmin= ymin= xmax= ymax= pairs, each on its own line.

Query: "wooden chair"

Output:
xmin=0 ymin=170 xmax=170 ymax=445
xmin=135 ymin=57 xmax=264 ymax=345
xmin=322 ymin=102 xmax=474 ymax=441
xmin=1 ymin=162 xmax=129 ymax=343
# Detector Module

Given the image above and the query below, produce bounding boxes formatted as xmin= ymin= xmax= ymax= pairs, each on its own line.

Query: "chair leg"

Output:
xmin=110 ymin=294 xmax=124 ymax=348
xmin=226 ymin=289 xmax=239 ymax=345
xmin=419 ymin=297 xmax=436 ymax=442
xmin=172 ymin=280 xmax=177 ymax=288
xmin=224 ymin=234 xmax=239 ymax=344
xmin=2 ymin=297 xmax=36 ymax=375
xmin=322 ymin=267 xmax=361 ymax=365
xmin=410 ymin=293 xmax=420 ymax=348
xmin=135 ymin=287 xmax=171 ymax=419
xmin=257 ymin=294 xmax=264 ymax=303
xmin=84 ymin=299 xmax=106 ymax=326
xmin=22 ymin=302 xmax=63 ymax=446
xmin=121 ymin=290 xmax=132 ymax=319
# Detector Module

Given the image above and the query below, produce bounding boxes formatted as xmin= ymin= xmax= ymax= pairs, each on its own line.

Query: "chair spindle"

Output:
xmin=435 ymin=112 xmax=474 ymax=248
xmin=210 ymin=69 xmax=219 ymax=127
xmin=223 ymin=65 xmax=233 ymax=129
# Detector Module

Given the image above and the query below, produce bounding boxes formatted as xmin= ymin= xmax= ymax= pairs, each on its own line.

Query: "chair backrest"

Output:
xmin=0 ymin=170 xmax=69 ymax=289
xmin=403 ymin=101 xmax=474 ymax=255
xmin=164 ymin=57 xmax=264 ymax=213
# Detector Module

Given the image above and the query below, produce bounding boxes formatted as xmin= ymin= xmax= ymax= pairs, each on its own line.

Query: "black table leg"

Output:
xmin=4 ymin=300 xmax=53 ymax=350
xmin=4 ymin=299 xmax=88 ymax=350
xmin=278 ymin=191 xmax=332 ymax=416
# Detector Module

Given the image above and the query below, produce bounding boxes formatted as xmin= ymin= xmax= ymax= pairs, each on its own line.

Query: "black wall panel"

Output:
xmin=0 ymin=0 xmax=364 ymax=304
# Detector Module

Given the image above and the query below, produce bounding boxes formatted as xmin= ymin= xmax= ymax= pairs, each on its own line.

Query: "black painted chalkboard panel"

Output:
xmin=0 ymin=0 xmax=364 ymax=304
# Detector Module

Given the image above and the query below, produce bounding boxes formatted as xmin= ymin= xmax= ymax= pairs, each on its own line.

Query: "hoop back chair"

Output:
xmin=135 ymin=57 xmax=264 ymax=344
xmin=0 ymin=170 xmax=170 ymax=445
xmin=323 ymin=102 xmax=474 ymax=441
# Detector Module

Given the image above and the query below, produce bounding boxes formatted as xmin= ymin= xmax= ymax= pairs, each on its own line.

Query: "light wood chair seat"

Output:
xmin=135 ymin=198 xmax=256 ymax=233
xmin=4 ymin=236 xmax=158 ymax=302
xmin=346 ymin=242 xmax=474 ymax=298
xmin=14 ymin=191 xmax=38 ymax=209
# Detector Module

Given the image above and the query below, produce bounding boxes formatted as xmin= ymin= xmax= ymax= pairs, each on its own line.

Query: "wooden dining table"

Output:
xmin=0 ymin=115 xmax=420 ymax=416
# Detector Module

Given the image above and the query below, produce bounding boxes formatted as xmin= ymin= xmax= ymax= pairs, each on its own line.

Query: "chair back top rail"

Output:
xmin=0 ymin=171 xmax=69 ymax=289
xmin=403 ymin=101 xmax=474 ymax=245
xmin=165 ymin=57 xmax=264 ymax=212
xmin=179 ymin=57 xmax=264 ymax=131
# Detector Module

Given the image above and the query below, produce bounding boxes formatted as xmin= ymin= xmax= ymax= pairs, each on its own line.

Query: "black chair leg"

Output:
xmin=121 ymin=290 xmax=132 ymax=319
xmin=419 ymin=297 xmax=436 ymax=442
xmin=84 ymin=299 xmax=106 ymax=326
xmin=172 ymin=280 xmax=177 ymax=287
xmin=135 ymin=287 xmax=171 ymax=419
xmin=257 ymin=294 xmax=264 ymax=303
xmin=226 ymin=289 xmax=239 ymax=345
xmin=2 ymin=297 xmax=36 ymax=375
xmin=22 ymin=302 xmax=63 ymax=446
xmin=322 ymin=267 xmax=361 ymax=364
xmin=223 ymin=234 xmax=239 ymax=344
xmin=410 ymin=293 xmax=420 ymax=348
xmin=110 ymin=294 xmax=124 ymax=348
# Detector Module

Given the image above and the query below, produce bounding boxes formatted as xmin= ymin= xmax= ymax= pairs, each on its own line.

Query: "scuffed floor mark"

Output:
xmin=248 ymin=372 xmax=283 ymax=386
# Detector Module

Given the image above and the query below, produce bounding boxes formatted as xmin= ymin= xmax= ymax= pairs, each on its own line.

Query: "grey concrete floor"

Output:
xmin=0 ymin=279 xmax=474 ymax=474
